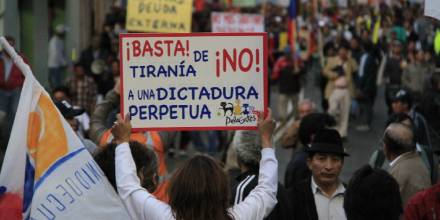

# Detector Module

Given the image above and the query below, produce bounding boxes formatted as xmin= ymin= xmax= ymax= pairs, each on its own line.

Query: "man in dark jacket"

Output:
xmin=272 ymin=47 xmax=305 ymax=123
xmin=288 ymin=129 xmax=349 ymax=220
xmin=355 ymin=42 xmax=379 ymax=131
xmin=384 ymin=41 xmax=405 ymax=114
xmin=418 ymin=73 xmax=440 ymax=154
xmin=230 ymin=130 xmax=291 ymax=220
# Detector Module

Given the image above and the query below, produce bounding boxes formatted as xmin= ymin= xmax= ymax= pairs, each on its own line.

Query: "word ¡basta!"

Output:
xmin=125 ymin=39 xmax=190 ymax=61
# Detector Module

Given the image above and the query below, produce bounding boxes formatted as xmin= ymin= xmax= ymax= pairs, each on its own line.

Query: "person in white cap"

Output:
xmin=48 ymin=24 xmax=67 ymax=90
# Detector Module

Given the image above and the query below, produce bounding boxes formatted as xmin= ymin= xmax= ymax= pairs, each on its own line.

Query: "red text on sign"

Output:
xmin=126 ymin=39 xmax=190 ymax=61
xmin=215 ymin=48 xmax=260 ymax=77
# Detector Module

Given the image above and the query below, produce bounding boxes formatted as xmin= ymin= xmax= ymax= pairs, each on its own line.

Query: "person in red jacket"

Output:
xmin=404 ymin=183 xmax=440 ymax=220
xmin=0 ymin=36 xmax=28 ymax=164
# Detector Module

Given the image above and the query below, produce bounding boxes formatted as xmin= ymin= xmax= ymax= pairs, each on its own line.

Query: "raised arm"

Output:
xmin=323 ymin=57 xmax=339 ymax=80
xmin=229 ymin=109 xmax=278 ymax=220
xmin=113 ymin=114 xmax=174 ymax=220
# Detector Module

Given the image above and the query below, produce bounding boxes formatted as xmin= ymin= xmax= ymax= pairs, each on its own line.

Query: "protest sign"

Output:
xmin=425 ymin=0 xmax=440 ymax=21
xmin=232 ymin=0 xmax=257 ymax=7
xmin=119 ymin=33 xmax=268 ymax=131
xmin=211 ymin=12 xmax=264 ymax=33
xmin=126 ymin=0 xmax=193 ymax=33
xmin=0 ymin=37 xmax=130 ymax=220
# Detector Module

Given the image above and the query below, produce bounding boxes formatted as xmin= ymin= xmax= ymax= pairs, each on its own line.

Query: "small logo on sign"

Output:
xmin=217 ymin=100 xmax=258 ymax=126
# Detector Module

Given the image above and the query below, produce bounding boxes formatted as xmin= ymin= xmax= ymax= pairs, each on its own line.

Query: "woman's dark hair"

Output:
xmin=168 ymin=155 xmax=233 ymax=220
xmin=385 ymin=113 xmax=414 ymax=128
xmin=94 ymin=141 xmax=158 ymax=192
xmin=344 ymin=165 xmax=402 ymax=220
xmin=52 ymin=86 xmax=71 ymax=98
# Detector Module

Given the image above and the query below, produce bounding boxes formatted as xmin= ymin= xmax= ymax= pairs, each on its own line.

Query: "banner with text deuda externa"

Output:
xmin=126 ymin=0 xmax=193 ymax=33
xmin=120 ymin=33 xmax=268 ymax=131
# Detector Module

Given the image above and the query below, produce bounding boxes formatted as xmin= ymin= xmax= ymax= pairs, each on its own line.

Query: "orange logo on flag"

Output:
xmin=26 ymin=94 xmax=68 ymax=180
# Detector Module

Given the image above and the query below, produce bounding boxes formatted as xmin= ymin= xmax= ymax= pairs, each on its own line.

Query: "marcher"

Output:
xmin=0 ymin=36 xmax=28 ymax=164
xmin=390 ymin=89 xmax=432 ymax=150
xmin=288 ymin=128 xmax=349 ymax=220
xmin=384 ymin=41 xmax=406 ymax=114
xmin=404 ymin=183 xmax=440 ymax=220
xmin=323 ymin=44 xmax=358 ymax=138
xmin=272 ymin=47 xmax=304 ymax=123
xmin=48 ymin=24 xmax=67 ymax=90
xmin=65 ymin=63 xmax=97 ymax=115
xmin=281 ymin=99 xmax=316 ymax=148
xmin=231 ymin=130 xmax=291 ymax=220
xmin=382 ymin=123 xmax=431 ymax=206
xmin=112 ymin=109 xmax=278 ymax=220
xmin=354 ymin=42 xmax=379 ymax=131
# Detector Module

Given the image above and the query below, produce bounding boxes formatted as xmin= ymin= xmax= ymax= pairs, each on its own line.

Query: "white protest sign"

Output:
xmin=211 ymin=12 xmax=265 ymax=33
xmin=425 ymin=0 xmax=440 ymax=21
xmin=120 ymin=33 xmax=268 ymax=131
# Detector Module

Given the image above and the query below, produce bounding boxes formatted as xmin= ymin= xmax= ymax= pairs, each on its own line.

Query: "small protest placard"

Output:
xmin=126 ymin=0 xmax=193 ymax=33
xmin=232 ymin=0 xmax=257 ymax=7
xmin=425 ymin=0 xmax=440 ymax=21
xmin=211 ymin=12 xmax=264 ymax=33
xmin=119 ymin=33 xmax=268 ymax=131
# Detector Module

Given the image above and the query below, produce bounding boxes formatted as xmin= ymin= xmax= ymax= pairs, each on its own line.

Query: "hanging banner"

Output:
xmin=425 ymin=0 xmax=440 ymax=21
xmin=119 ymin=33 xmax=268 ymax=131
xmin=126 ymin=0 xmax=193 ymax=33
xmin=233 ymin=0 xmax=257 ymax=7
xmin=0 ymin=38 xmax=130 ymax=220
xmin=211 ymin=12 xmax=265 ymax=33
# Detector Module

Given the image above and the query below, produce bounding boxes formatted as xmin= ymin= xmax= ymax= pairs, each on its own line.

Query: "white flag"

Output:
xmin=425 ymin=0 xmax=440 ymax=21
xmin=0 ymin=37 xmax=130 ymax=220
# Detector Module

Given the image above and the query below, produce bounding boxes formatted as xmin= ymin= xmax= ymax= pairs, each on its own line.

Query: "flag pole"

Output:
xmin=0 ymin=36 xmax=32 ymax=79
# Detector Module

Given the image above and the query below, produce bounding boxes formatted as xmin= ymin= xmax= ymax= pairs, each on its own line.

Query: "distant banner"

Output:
xmin=0 ymin=38 xmax=130 ymax=219
xmin=425 ymin=0 xmax=440 ymax=21
xmin=337 ymin=0 xmax=347 ymax=7
xmin=233 ymin=0 xmax=257 ymax=7
xmin=211 ymin=12 xmax=264 ymax=33
xmin=126 ymin=0 xmax=193 ymax=33
xmin=120 ymin=33 xmax=268 ymax=131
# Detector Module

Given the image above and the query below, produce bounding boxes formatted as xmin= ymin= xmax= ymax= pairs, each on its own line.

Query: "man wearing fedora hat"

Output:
xmin=48 ymin=24 xmax=67 ymax=90
xmin=288 ymin=128 xmax=349 ymax=220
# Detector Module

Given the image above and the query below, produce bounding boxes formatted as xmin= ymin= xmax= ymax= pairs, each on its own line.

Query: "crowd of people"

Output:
xmin=1 ymin=0 xmax=440 ymax=219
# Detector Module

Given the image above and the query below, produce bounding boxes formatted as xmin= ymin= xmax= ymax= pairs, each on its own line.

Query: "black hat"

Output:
xmin=391 ymin=89 xmax=412 ymax=105
xmin=298 ymin=113 xmax=336 ymax=146
xmin=54 ymin=100 xmax=85 ymax=119
xmin=306 ymin=128 xmax=349 ymax=156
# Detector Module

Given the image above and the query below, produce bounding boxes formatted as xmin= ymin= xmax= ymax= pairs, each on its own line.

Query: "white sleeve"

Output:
xmin=229 ymin=148 xmax=278 ymax=220
xmin=115 ymin=142 xmax=175 ymax=220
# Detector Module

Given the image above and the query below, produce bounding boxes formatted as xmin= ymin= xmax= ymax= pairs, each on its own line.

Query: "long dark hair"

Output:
xmin=344 ymin=165 xmax=402 ymax=220
xmin=168 ymin=155 xmax=233 ymax=220
xmin=94 ymin=141 xmax=158 ymax=193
